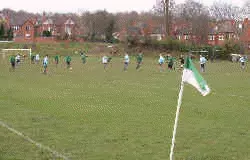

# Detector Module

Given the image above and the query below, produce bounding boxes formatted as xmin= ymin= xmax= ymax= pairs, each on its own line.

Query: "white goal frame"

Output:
xmin=1 ymin=49 xmax=32 ymax=57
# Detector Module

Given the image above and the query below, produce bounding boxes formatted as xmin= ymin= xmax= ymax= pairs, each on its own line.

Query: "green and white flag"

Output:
xmin=182 ymin=57 xmax=210 ymax=96
xmin=170 ymin=57 xmax=211 ymax=160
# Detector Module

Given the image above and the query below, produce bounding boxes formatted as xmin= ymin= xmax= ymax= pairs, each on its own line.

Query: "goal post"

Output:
xmin=0 ymin=48 xmax=32 ymax=64
xmin=1 ymin=48 xmax=32 ymax=57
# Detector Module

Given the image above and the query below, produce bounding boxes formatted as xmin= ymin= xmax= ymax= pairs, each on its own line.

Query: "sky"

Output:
xmin=0 ymin=0 xmax=246 ymax=14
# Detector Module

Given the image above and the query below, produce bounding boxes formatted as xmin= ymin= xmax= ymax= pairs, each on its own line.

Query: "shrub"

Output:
xmin=42 ymin=30 xmax=52 ymax=37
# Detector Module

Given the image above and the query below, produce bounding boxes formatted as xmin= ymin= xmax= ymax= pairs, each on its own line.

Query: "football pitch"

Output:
xmin=0 ymin=56 xmax=250 ymax=160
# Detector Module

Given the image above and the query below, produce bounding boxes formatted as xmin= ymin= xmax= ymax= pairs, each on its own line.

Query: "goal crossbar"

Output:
xmin=1 ymin=49 xmax=32 ymax=56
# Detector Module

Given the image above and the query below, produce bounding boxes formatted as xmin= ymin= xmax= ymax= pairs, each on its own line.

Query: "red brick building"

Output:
xmin=207 ymin=20 xmax=238 ymax=46
xmin=239 ymin=18 xmax=250 ymax=49
xmin=9 ymin=14 xmax=81 ymax=43
xmin=14 ymin=20 xmax=36 ymax=42
xmin=173 ymin=20 xmax=239 ymax=46
xmin=116 ymin=20 xmax=165 ymax=42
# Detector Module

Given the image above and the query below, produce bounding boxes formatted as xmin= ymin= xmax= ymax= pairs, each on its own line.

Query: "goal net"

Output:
xmin=0 ymin=49 xmax=32 ymax=63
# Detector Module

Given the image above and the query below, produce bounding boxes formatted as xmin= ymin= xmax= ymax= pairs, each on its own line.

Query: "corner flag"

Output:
xmin=182 ymin=57 xmax=210 ymax=96
xmin=170 ymin=57 xmax=210 ymax=160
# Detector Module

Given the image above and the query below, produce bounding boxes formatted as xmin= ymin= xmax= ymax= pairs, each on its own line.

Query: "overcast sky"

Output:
xmin=0 ymin=0 xmax=246 ymax=14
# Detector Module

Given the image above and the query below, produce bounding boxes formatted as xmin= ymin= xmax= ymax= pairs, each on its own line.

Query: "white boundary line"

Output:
xmin=213 ymin=92 xmax=249 ymax=99
xmin=0 ymin=120 xmax=70 ymax=160
xmin=0 ymin=41 xmax=14 ymax=43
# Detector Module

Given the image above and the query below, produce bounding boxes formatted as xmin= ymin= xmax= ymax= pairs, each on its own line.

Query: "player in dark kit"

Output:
xmin=10 ymin=55 xmax=16 ymax=71
xmin=180 ymin=55 xmax=185 ymax=69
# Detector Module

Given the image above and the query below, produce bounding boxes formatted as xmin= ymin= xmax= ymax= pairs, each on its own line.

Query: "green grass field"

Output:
xmin=0 ymin=55 xmax=250 ymax=160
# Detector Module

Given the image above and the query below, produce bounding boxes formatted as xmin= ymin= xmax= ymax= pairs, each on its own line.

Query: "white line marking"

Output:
xmin=229 ymin=94 xmax=248 ymax=99
xmin=213 ymin=92 xmax=249 ymax=99
xmin=0 ymin=120 xmax=70 ymax=160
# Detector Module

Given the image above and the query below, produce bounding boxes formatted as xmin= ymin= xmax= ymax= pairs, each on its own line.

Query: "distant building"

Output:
xmin=116 ymin=20 xmax=164 ymax=42
xmin=173 ymin=20 xmax=240 ymax=46
xmin=5 ymin=13 xmax=81 ymax=42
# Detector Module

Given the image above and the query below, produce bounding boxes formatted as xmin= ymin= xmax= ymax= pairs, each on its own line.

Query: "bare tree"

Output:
xmin=242 ymin=1 xmax=250 ymax=19
xmin=79 ymin=10 xmax=111 ymax=41
xmin=180 ymin=0 xmax=211 ymax=44
xmin=209 ymin=2 xmax=244 ymax=21
xmin=153 ymin=0 xmax=175 ymax=37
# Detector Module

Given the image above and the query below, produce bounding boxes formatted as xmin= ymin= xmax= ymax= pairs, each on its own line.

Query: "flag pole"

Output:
xmin=170 ymin=80 xmax=185 ymax=160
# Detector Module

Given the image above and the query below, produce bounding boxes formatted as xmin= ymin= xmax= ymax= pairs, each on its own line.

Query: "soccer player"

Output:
xmin=136 ymin=51 xmax=143 ymax=70
xmin=107 ymin=55 xmax=113 ymax=67
xmin=10 ymin=55 xmax=16 ymax=71
xmin=54 ymin=55 xmax=59 ymax=66
xmin=158 ymin=54 xmax=165 ymax=72
xmin=239 ymin=55 xmax=247 ymax=70
xmin=81 ymin=52 xmax=87 ymax=64
xmin=168 ymin=55 xmax=174 ymax=70
xmin=31 ymin=54 xmax=35 ymax=64
xmin=16 ymin=53 xmax=21 ymax=65
xmin=123 ymin=53 xmax=130 ymax=71
xmin=65 ymin=55 xmax=72 ymax=69
xmin=35 ymin=53 xmax=40 ymax=64
xmin=102 ymin=54 xmax=109 ymax=70
xmin=200 ymin=55 xmax=207 ymax=72
xmin=42 ymin=55 xmax=49 ymax=74
xmin=180 ymin=55 xmax=185 ymax=69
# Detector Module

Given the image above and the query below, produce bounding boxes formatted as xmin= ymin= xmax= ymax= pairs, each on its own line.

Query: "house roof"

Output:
xmin=10 ymin=15 xmax=77 ymax=28
xmin=22 ymin=19 xmax=36 ymax=26
xmin=50 ymin=15 xmax=77 ymax=26
xmin=43 ymin=18 xmax=53 ymax=25
xmin=10 ymin=17 xmax=28 ymax=26
xmin=173 ymin=19 xmax=237 ymax=35
xmin=217 ymin=20 xmax=235 ymax=33
xmin=64 ymin=18 xmax=75 ymax=25
xmin=175 ymin=26 xmax=192 ymax=34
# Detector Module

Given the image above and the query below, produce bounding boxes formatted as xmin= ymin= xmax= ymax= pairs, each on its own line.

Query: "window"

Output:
xmin=25 ymin=34 xmax=30 ymax=38
xmin=208 ymin=35 xmax=215 ymax=41
xmin=219 ymin=35 xmax=224 ymax=41
xmin=26 ymin=26 xmax=31 ymax=31
xmin=13 ymin=26 xmax=19 ymax=31
xmin=65 ymin=26 xmax=72 ymax=35
xmin=184 ymin=35 xmax=189 ymax=40
xmin=239 ymin=23 xmax=242 ymax=29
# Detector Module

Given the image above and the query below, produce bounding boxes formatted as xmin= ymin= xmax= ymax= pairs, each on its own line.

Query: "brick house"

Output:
xmin=208 ymin=20 xmax=238 ymax=46
xmin=9 ymin=13 xmax=81 ymax=42
xmin=14 ymin=20 xmax=36 ymax=42
xmin=173 ymin=21 xmax=203 ymax=44
xmin=239 ymin=18 xmax=250 ymax=49
xmin=116 ymin=20 xmax=164 ymax=42
xmin=173 ymin=22 xmax=192 ymax=42
xmin=173 ymin=20 xmax=239 ymax=46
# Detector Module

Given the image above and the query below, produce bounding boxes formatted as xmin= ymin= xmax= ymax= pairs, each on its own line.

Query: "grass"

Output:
xmin=0 ymin=42 xmax=126 ymax=57
xmin=0 ymin=54 xmax=250 ymax=160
